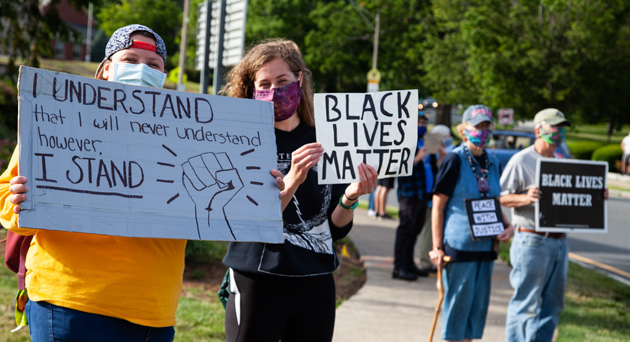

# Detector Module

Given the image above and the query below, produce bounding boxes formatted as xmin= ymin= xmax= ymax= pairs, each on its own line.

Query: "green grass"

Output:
xmin=499 ymin=240 xmax=630 ymax=342
xmin=0 ymin=229 xmax=30 ymax=341
xmin=357 ymin=200 xmax=399 ymax=219
xmin=556 ymin=263 xmax=630 ymax=342
xmin=175 ymin=289 xmax=225 ymax=342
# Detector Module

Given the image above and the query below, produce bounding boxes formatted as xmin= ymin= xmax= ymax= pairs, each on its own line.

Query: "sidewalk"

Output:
xmin=333 ymin=172 xmax=629 ymax=341
xmin=606 ymin=172 xmax=630 ymax=199
xmin=333 ymin=209 xmax=512 ymax=342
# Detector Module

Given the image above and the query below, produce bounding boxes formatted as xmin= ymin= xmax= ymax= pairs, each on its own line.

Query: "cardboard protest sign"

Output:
xmin=314 ymin=90 xmax=418 ymax=184
xmin=17 ymin=66 xmax=283 ymax=242
xmin=535 ymin=159 xmax=607 ymax=233
xmin=464 ymin=197 xmax=505 ymax=240
xmin=424 ymin=132 xmax=442 ymax=154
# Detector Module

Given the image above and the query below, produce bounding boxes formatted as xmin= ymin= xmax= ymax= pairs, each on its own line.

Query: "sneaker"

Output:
xmin=392 ymin=268 xmax=418 ymax=281
xmin=367 ymin=209 xmax=376 ymax=217
xmin=410 ymin=265 xmax=429 ymax=277
xmin=379 ymin=213 xmax=394 ymax=220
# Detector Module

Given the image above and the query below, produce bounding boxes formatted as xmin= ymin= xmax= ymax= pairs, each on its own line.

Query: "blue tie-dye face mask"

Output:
xmin=465 ymin=128 xmax=492 ymax=147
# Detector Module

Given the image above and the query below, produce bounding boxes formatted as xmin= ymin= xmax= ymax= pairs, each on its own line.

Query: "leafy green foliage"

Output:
xmin=246 ymin=0 xmax=431 ymax=93
xmin=422 ymin=0 xmax=630 ymax=129
xmin=185 ymin=240 xmax=229 ymax=263
xmin=592 ymin=144 xmax=623 ymax=172
xmin=0 ymin=0 xmax=93 ymax=130
xmin=97 ymin=0 xmax=182 ymax=70
xmin=0 ymin=0 xmax=89 ymax=78
xmin=566 ymin=141 xmax=606 ymax=160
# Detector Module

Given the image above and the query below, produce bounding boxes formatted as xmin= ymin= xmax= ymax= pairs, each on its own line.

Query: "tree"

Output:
xmin=422 ymin=0 xmax=630 ymax=132
xmin=245 ymin=0 xmax=431 ymax=94
xmin=97 ymin=0 xmax=182 ymax=69
xmin=0 ymin=0 xmax=93 ymax=134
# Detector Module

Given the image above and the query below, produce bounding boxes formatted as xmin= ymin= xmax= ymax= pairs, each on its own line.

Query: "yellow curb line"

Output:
xmin=569 ymin=252 xmax=630 ymax=279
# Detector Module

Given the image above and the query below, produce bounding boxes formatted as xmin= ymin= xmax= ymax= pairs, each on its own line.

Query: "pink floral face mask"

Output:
xmin=253 ymin=80 xmax=303 ymax=122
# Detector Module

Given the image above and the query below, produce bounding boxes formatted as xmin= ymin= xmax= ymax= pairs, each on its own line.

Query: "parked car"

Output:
xmin=488 ymin=129 xmax=573 ymax=170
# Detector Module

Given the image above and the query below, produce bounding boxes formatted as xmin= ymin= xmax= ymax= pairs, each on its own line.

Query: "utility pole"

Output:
xmin=346 ymin=0 xmax=381 ymax=92
xmin=372 ymin=12 xmax=379 ymax=70
xmin=200 ymin=0 xmax=212 ymax=94
xmin=177 ymin=0 xmax=190 ymax=91
xmin=212 ymin=0 xmax=227 ymax=95
xmin=367 ymin=12 xmax=381 ymax=92
xmin=85 ymin=2 xmax=93 ymax=62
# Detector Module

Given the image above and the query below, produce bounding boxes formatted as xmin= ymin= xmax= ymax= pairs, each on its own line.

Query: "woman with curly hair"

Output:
xmin=220 ymin=39 xmax=378 ymax=342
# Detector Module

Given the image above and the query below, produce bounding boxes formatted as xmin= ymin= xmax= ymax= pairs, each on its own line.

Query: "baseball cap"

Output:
xmin=431 ymin=124 xmax=452 ymax=138
xmin=533 ymin=108 xmax=571 ymax=126
xmin=462 ymin=105 xmax=493 ymax=126
xmin=95 ymin=24 xmax=167 ymax=78
xmin=418 ymin=110 xmax=428 ymax=120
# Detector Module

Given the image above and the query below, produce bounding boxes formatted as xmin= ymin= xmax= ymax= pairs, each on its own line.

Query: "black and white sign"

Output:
xmin=314 ymin=90 xmax=418 ymax=184
xmin=464 ymin=197 xmax=505 ymax=240
xmin=536 ymin=159 xmax=608 ymax=233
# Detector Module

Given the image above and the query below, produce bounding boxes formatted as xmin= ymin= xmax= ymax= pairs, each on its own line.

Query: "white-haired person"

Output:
xmin=430 ymin=105 xmax=514 ymax=342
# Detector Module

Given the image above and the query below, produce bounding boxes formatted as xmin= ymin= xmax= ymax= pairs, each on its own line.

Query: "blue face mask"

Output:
xmin=418 ymin=126 xmax=427 ymax=139
xmin=110 ymin=62 xmax=167 ymax=88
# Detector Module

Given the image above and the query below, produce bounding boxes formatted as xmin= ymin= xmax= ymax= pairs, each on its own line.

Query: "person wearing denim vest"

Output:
xmin=430 ymin=105 xmax=514 ymax=342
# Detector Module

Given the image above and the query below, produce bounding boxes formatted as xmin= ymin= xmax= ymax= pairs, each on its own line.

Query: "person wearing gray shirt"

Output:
xmin=500 ymin=108 xmax=571 ymax=342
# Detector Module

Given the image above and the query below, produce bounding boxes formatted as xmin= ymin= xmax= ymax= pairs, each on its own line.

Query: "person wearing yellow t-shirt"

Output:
xmin=0 ymin=24 xmax=186 ymax=342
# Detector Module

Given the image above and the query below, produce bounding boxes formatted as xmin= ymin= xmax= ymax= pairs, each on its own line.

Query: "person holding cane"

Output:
xmin=430 ymin=105 xmax=513 ymax=342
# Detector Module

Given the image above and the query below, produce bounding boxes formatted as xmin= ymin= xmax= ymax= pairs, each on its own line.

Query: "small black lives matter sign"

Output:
xmin=536 ymin=159 xmax=608 ymax=233
xmin=464 ymin=197 xmax=505 ymax=240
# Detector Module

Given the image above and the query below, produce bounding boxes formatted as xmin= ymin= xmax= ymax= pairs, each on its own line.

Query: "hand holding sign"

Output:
xmin=280 ymin=142 xmax=323 ymax=210
xmin=526 ymin=186 xmax=541 ymax=204
xmin=8 ymin=176 xmax=29 ymax=214
xmin=182 ymin=152 xmax=244 ymax=240
xmin=344 ymin=163 xmax=379 ymax=199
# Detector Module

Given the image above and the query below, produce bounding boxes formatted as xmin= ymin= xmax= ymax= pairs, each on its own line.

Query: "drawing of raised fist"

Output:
xmin=182 ymin=152 xmax=244 ymax=240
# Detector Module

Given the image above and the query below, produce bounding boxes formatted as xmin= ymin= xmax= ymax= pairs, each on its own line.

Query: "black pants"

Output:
xmin=225 ymin=270 xmax=336 ymax=342
xmin=394 ymin=197 xmax=428 ymax=270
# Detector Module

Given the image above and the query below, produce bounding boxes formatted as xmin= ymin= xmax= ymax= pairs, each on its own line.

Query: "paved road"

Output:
xmin=567 ymin=196 xmax=630 ymax=283
xmin=368 ymin=178 xmax=630 ymax=284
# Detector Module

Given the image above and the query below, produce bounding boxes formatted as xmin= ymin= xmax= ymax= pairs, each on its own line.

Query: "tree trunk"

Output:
xmin=435 ymin=104 xmax=452 ymax=128
xmin=607 ymin=114 xmax=614 ymax=143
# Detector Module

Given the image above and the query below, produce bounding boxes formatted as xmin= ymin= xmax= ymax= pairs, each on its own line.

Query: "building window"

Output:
xmin=55 ymin=41 xmax=65 ymax=59
xmin=73 ymin=44 xmax=82 ymax=60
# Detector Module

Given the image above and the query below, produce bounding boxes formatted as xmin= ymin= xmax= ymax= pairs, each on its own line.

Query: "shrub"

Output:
xmin=567 ymin=140 xmax=605 ymax=160
xmin=168 ymin=66 xmax=187 ymax=84
xmin=591 ymin=144 xmax=623 ymax=172
xmin=185 ymin=240 xmax=229 ymax=263
xmin=0 ymin=138 xmax=16 ymax=170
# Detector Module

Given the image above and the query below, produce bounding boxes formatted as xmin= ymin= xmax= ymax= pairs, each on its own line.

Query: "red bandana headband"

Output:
xmin=128 ymin=40 xmax=157 ymax=53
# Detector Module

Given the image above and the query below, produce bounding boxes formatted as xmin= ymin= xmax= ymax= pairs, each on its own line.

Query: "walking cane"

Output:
xmin=429 ymin=255 xmax=451 ymax=342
